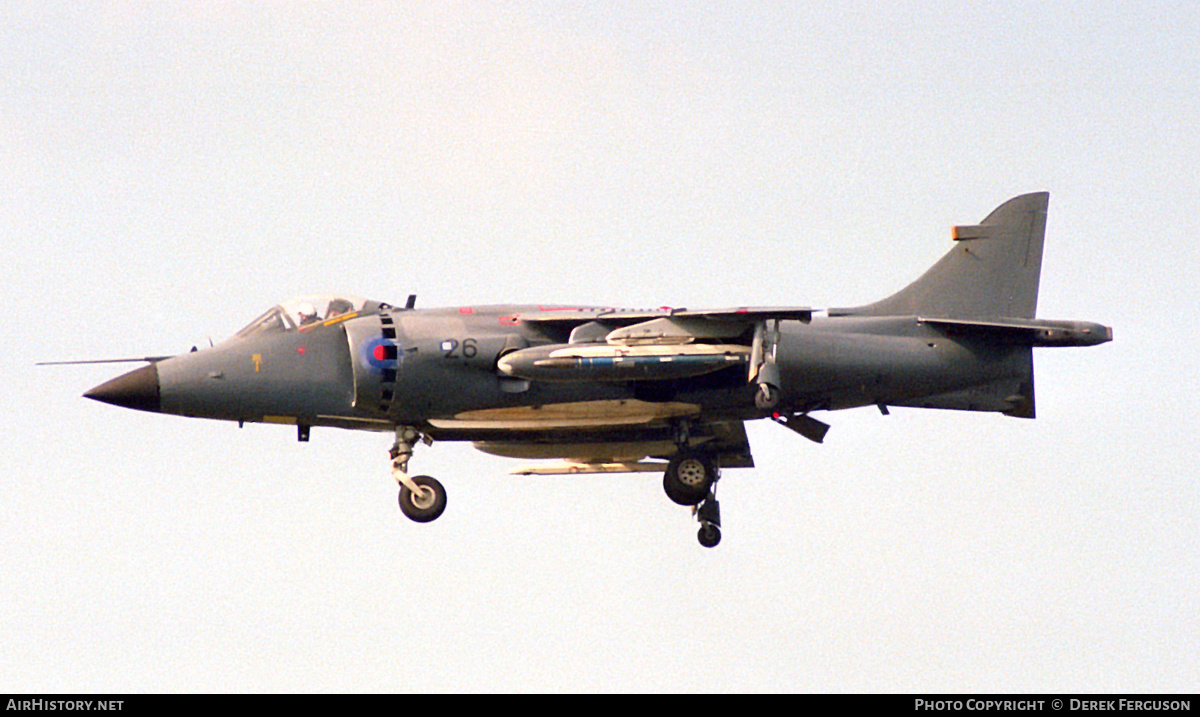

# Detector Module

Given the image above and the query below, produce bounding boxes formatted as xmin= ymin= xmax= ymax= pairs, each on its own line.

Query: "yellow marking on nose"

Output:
xmin=252 ymin=354 xmax=262 ymax=372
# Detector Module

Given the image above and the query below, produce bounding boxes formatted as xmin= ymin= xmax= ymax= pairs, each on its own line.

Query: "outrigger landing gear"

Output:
xmin=390 ymin=426 xmax=446 ymax=523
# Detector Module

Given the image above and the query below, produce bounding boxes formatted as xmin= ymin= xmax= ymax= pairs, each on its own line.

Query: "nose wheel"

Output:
xmin=398 ymin=475 xmax=446 ymax=523
xmin=390 ymin=426 xmax=446 ymax=523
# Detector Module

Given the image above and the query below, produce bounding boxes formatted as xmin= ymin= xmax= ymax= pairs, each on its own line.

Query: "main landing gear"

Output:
xmin=695 ymin=494 xmax=721 ymax=548
xmin=388 ymin=423 xmax=723 ymax=546
xmin=662 ymin=447 xmax=723 ymax=548
xmin=390 ymin=426 xmax=446 ymax=523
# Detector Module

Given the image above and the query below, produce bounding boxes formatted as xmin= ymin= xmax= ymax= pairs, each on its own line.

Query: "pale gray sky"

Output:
xmin=3 ymin=1 xmax=1197 ymax=692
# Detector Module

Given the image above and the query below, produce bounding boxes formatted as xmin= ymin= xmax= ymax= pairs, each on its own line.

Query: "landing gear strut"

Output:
xmin=390 ymin=426 xmax=446 ymax=523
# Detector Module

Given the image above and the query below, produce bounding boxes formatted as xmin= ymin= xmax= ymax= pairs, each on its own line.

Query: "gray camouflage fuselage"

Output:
xmin=145 ymin=308 xmax=1084 ymax=434
xmin=75 ymin=192 xmax=1110 ymax=544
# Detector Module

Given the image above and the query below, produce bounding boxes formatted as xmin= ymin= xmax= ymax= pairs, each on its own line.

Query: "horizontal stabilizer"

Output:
xmin=920 ymin=317 xmax=1112 ymax=347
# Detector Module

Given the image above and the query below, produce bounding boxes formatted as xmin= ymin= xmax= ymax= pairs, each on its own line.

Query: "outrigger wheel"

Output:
xmin=663 ymin=450 xmax=716 ymax=506
xmin=398 ymin=475 xmax=447 ymax=523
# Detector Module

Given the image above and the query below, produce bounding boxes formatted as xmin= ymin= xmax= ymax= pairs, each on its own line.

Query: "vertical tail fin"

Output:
xmin=846 ymin=192 xmax=1049 ymax=320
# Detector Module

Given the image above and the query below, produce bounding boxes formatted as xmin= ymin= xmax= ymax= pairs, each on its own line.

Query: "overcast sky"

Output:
xmin=3 ymin=1 xmax=1197 ymax=692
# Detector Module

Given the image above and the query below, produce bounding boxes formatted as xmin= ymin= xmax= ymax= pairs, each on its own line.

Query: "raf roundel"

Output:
xmin=364 ymin=338 xmax=399 ymax=372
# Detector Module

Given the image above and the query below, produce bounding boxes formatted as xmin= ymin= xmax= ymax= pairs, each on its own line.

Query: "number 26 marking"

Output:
xmin=441 ymin=338 xmax=477 ymax=359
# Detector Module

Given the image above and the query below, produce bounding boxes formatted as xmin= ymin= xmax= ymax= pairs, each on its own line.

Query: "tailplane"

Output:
xmin=842 ymin=192 xmax=1049 ymax=320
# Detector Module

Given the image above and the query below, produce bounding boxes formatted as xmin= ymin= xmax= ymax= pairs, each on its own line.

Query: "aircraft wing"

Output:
xmin=516 ymin=306 xmax=812 ymax=327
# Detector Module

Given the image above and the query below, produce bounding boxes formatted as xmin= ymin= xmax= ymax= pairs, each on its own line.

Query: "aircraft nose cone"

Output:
xmin=84 ymin=363 xmax=161 ymax=413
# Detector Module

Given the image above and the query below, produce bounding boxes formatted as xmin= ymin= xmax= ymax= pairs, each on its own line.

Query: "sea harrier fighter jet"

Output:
xmin=56 ymin=193 xmax=1110 ymax=546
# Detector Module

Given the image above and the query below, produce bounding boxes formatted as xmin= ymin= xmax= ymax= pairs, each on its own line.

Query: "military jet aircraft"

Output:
xmin=54 ymin=193 xmax=1110 ymax=547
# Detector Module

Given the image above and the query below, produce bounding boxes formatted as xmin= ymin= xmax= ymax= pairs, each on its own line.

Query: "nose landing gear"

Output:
xmin=398 ymin=474 xmax=446 ymax=523
xmin=390 ymin=426 xmax=446 ymax=523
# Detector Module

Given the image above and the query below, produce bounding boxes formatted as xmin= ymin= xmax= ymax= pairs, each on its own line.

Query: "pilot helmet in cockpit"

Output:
xmin=297 ymin=302 xmax=320 ymax=325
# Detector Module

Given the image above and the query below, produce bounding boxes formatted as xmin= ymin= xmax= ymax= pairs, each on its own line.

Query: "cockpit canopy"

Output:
xmin=236 ymin=294 xmax=372 ymax=339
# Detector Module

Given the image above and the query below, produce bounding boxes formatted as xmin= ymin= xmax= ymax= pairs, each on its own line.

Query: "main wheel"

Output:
xmin=663 ymin=452 xmax=715 ymax=506
xmin=399 ymin=475 xmax=447 ymax=523
xmin=698 ymin=523 xmax=722 ymax=548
